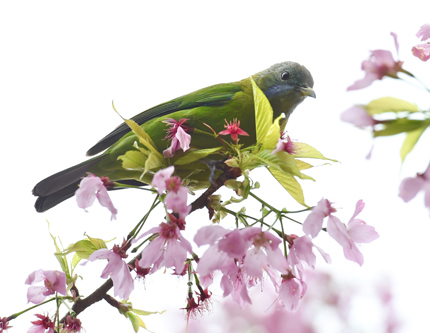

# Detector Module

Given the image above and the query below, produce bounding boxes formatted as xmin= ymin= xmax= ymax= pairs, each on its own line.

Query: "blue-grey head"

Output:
xmin=253 ymin=61 xmax=315 ymax=118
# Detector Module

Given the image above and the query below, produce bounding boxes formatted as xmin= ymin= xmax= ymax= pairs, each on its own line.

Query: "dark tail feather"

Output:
xmin=33 ymin=156 xmax=104 ymax=212
xmin=35 ymin=180 xmax=81 ymax=212
xmin=33 ymin=156 xmax=104 ymax=197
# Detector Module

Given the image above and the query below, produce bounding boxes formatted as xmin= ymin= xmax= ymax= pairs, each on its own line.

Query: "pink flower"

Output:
xmin=151 ymin=166 xmax=175 ymax=194
xmin=340 ymin=106 xmax=376 ymax=128
xmin=279 ymin=273 xmax=306 ymax=312
xmin=28 ymin=314 xmax=54 ymax=333
xmin=416 ymin=24 xmax=430 ymax=41
xmin=165 ymin=187 xmax=191 ymax=217
xmin=412 ymin=44 xmax=430 ymax=62
xmin=135 ymin=220 xmax=193 ymax=273
xmin=62 ymin=315 xmax=82 ymax=333
xmin=327 ymin=200 xmax=379 ymax=266
xmin=347 ymin=33 xmax=404 ymax=91
xmin=303 ymin=199 xmax=336 ymax=238
xmin=272 ymin=134 xmax=296 ymax=154
xmin=195 ymin=226 xmax=289 ymax=307
xmin=87 ymin=243 xmax=134 ymax=300
xmin=75 ymin=173 xmax=117 ymax=220
xmin=151 ymin=167 xmax=191 ymax=217
xmin=163 ymin=118 xmax=192 ymax=158
xmin=399 ymin=162 xmax=430 ymax=213
xmin=287 ymin=235 xmax=331 ymax=275
xmin=0 ymin=317 xmax=11 ymax=332
xmin=25 ymin=269 xmax=67 ymax=304
xmin=218 ymin=119 xmax=249 ymax=144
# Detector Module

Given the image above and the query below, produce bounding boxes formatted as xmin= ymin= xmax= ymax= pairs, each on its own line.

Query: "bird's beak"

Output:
xmin=298 ymin=86 xmax=316 ymax=98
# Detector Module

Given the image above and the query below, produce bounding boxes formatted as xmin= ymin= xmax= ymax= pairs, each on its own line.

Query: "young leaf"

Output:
xmin=251 ymin=78 xmax=273 ymax=144
xmin=144 ymin=152 xmax=165 ymax=176
xmin=400 ymin=126 xmax=428 ymax=162
xmin=268 ymin=167 xmax=308 ymax=207
xmin=366 ymin=97 xmax=419 ymax=115
xmin=374 ymin=119 xmax=428 ymax=137
xmin=174 ymin=147 xmax=222 ymax=165
xmin=262 ymin=113 xmax=285 ymax=150
xmin=292 ymin=142 xmax=337 ymax=162
xmin=118 ymin=150 xmax=147 ymax=171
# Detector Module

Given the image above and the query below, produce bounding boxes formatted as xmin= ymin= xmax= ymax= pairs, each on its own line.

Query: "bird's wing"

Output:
xmin=86 ymin=82 xmax=242 ymax=156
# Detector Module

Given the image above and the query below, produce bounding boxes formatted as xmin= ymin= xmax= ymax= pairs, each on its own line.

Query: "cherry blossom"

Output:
xmin=327 ymin=200 xmax=379 ymax=265
xmin=28 ymin=314 xmax=54 ymax=333
xmin=61 ymin=315 xmax=82 ymax=333
xmin=25 ymin=269 xmax=67 ymax=304
xmin=347 ymin=32 xmax=404 ymax=91
xmin=303 ymin=199 xmax=336 ymax=238
xmin=272 ymin=134 xmax=296 ymax=154
xmin=75 ymin=173 xmax=117 ymax=220
xmin=151 ymin=167 xmax=191 ymax=217
xmin=134 ymin=220 xmax=192 ymax=274
xmin=340 ymin=106 xmax=376 ymax=128
xmin=218 ymin=119 xmax=249 ymax=144
xmin=194 ymin=225 xmax=289 ymax=308
xmin=399 ymin=162 xmax=430 ymax=213
xmin=0 ymin=317 xmax=11 ymax=332
xmin=86 ymin=242 xmax=134 ymax=300
xmin=279 ymin=272 xmax=306 ymax=312
xmin=163 ymin=118 xmax=192 ymax=158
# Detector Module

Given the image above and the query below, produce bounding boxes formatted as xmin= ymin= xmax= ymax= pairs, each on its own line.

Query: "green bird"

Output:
xmin=33 ymin=61 xmax=315 ymax=212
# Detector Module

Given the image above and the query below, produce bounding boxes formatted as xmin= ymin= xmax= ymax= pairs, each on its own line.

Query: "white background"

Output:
xmin=1 ymin=1 xmax=430 ymax=332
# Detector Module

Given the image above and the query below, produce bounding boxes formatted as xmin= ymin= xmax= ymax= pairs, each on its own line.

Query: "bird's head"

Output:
xmin=252 ymin=61 xmax=315 ymax=118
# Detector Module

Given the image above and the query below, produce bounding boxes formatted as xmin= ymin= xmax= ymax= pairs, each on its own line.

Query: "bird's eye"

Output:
xmin=281 ymin=71 xmax=290 ymax=81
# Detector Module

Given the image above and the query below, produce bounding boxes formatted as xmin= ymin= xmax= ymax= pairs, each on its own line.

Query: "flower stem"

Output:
xmin=8 ymin=297 xmax=56 ymax=320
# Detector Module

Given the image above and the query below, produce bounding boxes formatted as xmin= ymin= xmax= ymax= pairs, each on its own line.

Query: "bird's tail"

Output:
xmin=33 ymin=156 xmax=104 ymax=212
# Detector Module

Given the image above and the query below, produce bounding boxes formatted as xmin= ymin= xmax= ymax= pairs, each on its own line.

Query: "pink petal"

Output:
xmin=416 ymin=24 xmax=430 ymax=41
xmin=399 ymin=176 xmax=424 ymax=202
xmin=88 ymin=248 xmax=112 ymax=261
xmin=165 ymin=187 xmax=191 ymax=217
xmin=343 ymin=241 xmax=364 ymax=266
xmin=279 ymin=278 xmax=302 ymax=312
xmin=27 ymin=286 xmax=47 ymax=304
xmin=75 ymin=175 xmax=103 ymax=210
xmin=242 ymin=248 xmax=266 ymax=278
xmin=303 ymin=210 xmax=325 ymax=238
xmin=164 ymin=239 xmax=187 ymax=272
xmin=348 ymin=200 xmax=365 ymax=225
xmin=391 ymin=32 xmax=400 ymax=58
xmin=412 ymin=44 xmax=430 ymax=62
xmin=266 ymin=247 xmax=289 ymax=274
xmin=175 ymin=126 xmax=191 ymax=152
xmin=347 ymin=221 xmax=379 ymax=243
xmin=25 ymin=269 xmax=45 ymax=285
xmin=110 ymin=260 xmax=134 ymax=299
xmin=96 ymin=186 xmax=117 ymax=220
xmin=194 ymin=225 xmax=229 ymax=246
xmin=218 ymin=229 xmax=248 ymax=258
xmin=340 ymin=106 xmax=375 ymax=127
xmin=314 ymin=244 xmax=332 ymax=264
xmin=291 ymin=236 xmax=316 ymax=269
xmin=196 ymin=245 xmax=230 ymax=277
xmin=327 ymin=216 xmax=350 ymax=248
xmin=151 ymin=166 xmax=175 ymax=194
xmin=347 ymin=72 xmax=379 ymax=91
xmin=42 ymin=270 xmax=66 ymax=296
xmin=138 ymin=237 xmax=165 ymax=268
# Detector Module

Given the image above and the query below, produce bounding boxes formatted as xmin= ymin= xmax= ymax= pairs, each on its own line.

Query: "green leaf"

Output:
xmin=373 ymin=119 xmax=429 ymax=137
xmin=296 ymin=160 xmax=313 ymax=170
xmin=268 ymin=167 xmax=307 ymax=206
xmin=174 ymin=147 xmax=222 ymax=165
xmin=61 ymin=237 xmax=107 ymax=259
xmin=262 ymin=113 xmax=285 ymax=150
xmin=48 ymin=221 xmax=70 ymax=278
xmin=251 ymin=78 xmax=273 ymax=144
xmin=365 ymin=97 xmax=419 ymax=115
xmin=292 ymin=142 xmax=337 ymax=162
xmin=125 ymin=312 xmax=145 ymax=332
xmin=144 ymin=152 xmax=165 ymax=176
xmin=118 ymin=150 xmax=147 ymax=171
xmin=400 ymin=126 xmax=428 ymax=162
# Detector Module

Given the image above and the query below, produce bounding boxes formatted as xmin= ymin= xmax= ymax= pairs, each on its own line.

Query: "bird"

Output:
xmin=33 ymin=61 xmax=315 ymax=212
